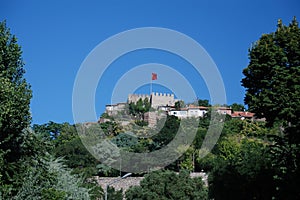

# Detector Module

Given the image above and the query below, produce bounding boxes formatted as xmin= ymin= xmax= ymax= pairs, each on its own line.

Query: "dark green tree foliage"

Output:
xmin=33 ymin=122 xmax=100 ymax=177
xmin=152 ymin=115 xmax=180 ymax=148
xmin=106 ymin=186 xmax=123 ymax=200
xmin=110 ymin=133 xmax=138 ymax=149
xmin=269 ymin=130 xmax=300 ymax=199
xmin=230 ymin=103 xmax=245 ymax=111
xmin=174 ymin=100 xmax=184 ymax=109
xmin=0 ymin=20 xmax=32 ymax=194
xmin=208 ymin=137 xmax=275 ymax=200
xmin=197 ymin=99 xmax=210 ymax=107
xmin=129 ymin=97 xmax=151 ymax=121
xmin=126 ymin=170 xmax=208 ymax=200
xmin=32 ymin=121 xmax=66 ymax=140
xmin=15 ymin=156 xmax=92 ymax=200
xmin=0 ymin=21 xmax=32 ymax=161
xmin=242 ymin=17 xmax=300 ymax=127
xmin=100 ymin=121 xmax=122 ymax=136
xmin=241 ymin=18 xmax=300 ymax=199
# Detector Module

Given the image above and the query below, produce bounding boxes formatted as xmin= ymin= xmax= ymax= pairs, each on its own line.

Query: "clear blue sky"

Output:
xmin=1 ymin=0 xmax=299 ymax=125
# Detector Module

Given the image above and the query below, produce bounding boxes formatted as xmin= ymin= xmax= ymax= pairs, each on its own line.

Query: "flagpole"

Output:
xmin=150 ymin=75 xmax=152 ymax=95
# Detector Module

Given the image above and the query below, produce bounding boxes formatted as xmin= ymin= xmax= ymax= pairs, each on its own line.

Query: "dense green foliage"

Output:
xmin=33 ymin=122 xmax=100 ymax=176
xmin=14 ymin=156 xmax=92 ymax=200
xmin=152 ymin=115 xmax=180 ymax=148
xmin=242 ymin=17 xmax=300 ymax=127
xmin=106 ymin=186 xmax=123 ymax=200
xmin=230 ymin=103 xmax=245 ymax=111
xmin=129 ymin=98 xmax=151 ymax=123
xmin=126 ymin=170 xmax=208 ymax=200
xmin=208 ymin=18 xmax=300 ymax=199
xmin=197 ymin=99 xmax=210 ymax=107
xmin=242 ymin=17 xmax=300 ymax=199
xmin=0 ymin=20 xmax=32 ymax=196
xmin=208 ymin=134 xmax=276 ymax=199
xmin=174 ymin=100 xmax=185 ymax=109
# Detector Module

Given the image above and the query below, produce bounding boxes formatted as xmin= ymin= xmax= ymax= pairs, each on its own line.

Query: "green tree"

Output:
xmin=110 ymin=132 xmax=138 ymax=150
xmin=0 ymin=21 xmax=99 ymax=199
xmin=230 ymin=103 xmax=245 ymax=111
xmin=33 ymin=121 xmax=63 ymax=142
xmin=174 ymin=100 xmax=185 ymax=110
xmin=177 ymin=146 xmax=196 ymax=172
xmin=143 ymin=97 xmax=151 ymax=112
xmin=126 ymin=170 xmax=208 ymax=200
xmin=106 ymin=186 xmax=123 ymax=200
xmin=129 ymin=98 xmax=151 ymax=117
xmin=208 ymin=136 xmax=275 ymax=200
xmin=241 ymin=17 xmax=300 ymax=127
xmin=0 ymin=20 xmax=32 ymax=195
xmin=100 ymin=121 xmax=122 ymax=136
xmin=0 ymin=20 xmax=32 ymax=161
xmin=152 ymin=115 xmax=180 ymax=148
xmin=198 ymin=99 xmax=210 ymax=107
xmin=14 ymin=156 xmax=93 ymax=200
xmin=33 ymin=122 xmax=102 ymax=177
xmin=241 ymin=17 xmax=300 ymax=199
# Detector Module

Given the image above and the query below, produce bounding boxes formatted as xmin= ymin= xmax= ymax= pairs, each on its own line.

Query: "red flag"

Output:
xmin=152 ymin=73 xmax=157 ymax=80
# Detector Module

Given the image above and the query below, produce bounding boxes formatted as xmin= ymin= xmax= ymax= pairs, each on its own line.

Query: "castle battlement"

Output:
xmin=151 ymin=92 xmax=176 ymax=108
xmin=151 ymin=92 xmax=174 ymax=97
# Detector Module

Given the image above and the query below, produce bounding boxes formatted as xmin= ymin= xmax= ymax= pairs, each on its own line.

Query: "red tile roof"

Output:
xmin=231 ymin=111 xmax=255 ymax=118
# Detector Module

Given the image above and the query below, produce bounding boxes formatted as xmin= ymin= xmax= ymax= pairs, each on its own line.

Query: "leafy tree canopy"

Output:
xmin=208 ymin=136 xmax=275 ymax=200
xmin=0 ymin=20 xmax=32 ymax=162
xmin=198 ymin=99 xmax=210 ymax=107
xmin=241 ymin=17 xmax=300 ymax=199
xmin=0 ymin=20 xmax=32 ymax=195
xmin=230 ymin=103 xmax=245 ymax=111
xmin=242 ymin=17 xmax=300 ymax=127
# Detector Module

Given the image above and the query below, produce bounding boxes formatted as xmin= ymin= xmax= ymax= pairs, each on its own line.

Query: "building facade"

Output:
xmin=168 ymin=106 xmax=208 ymax=118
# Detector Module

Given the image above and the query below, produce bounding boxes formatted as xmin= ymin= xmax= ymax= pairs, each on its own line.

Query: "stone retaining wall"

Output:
xmin=95 ymin=172 xmax=208 ymax=192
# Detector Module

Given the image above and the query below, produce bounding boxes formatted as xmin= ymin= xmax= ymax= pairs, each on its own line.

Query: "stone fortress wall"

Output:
xmin=150 ymin=92 xmax=176 ymax=108
xmin=127 ymin=94 xmax=151 ymax=104
xmin=128 ymin=92 xmax=177 ymax=108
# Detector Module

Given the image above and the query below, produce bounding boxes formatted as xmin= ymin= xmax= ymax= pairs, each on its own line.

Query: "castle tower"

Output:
xmin=150 ymin=92 xmax=176 ymax=109
xmin=128 ymin=93 xmax=177 ymax=109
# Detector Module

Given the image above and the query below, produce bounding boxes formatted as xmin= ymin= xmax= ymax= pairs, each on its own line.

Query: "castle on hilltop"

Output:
xmin=128 ymin=92 xmax=177 ymax=109
xmin=104 ymin=92 xmax=178 ymax=118
xmin=102 ymin=92 xmax=261 ymax=127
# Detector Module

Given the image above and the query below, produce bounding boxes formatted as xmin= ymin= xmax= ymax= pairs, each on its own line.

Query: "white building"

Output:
xmin=169 ymin=110 xmax=188 ymax=118
xmin=168 ymin=106 xmax=208 ymax=118
xmin=187 ymin=107 xmax=207 ymax=118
